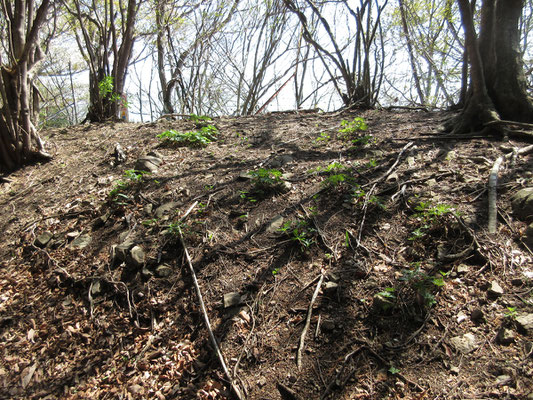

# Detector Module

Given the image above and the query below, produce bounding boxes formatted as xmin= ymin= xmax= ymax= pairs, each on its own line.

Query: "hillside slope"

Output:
xmin=0 ymin=110 xmax=532 ymax=399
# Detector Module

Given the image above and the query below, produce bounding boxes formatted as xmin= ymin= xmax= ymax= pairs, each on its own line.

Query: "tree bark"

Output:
xmin=0 ymin=0 xmax=52 ymax=172
xmin=452 ymin=0 xmax=533 ymax=134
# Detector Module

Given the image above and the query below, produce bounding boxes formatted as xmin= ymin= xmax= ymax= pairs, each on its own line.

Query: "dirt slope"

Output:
xmin=0 ymin=109 xmax=532 ymax=400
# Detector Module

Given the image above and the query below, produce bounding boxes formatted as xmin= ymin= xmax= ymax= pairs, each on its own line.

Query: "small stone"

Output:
xmin=373 ymin=293 xmax=395 ymax=313
xmin=114 ymin=241 xmax=134 ymax=263
xmin=277 ymin=181 xmax=292 ymax=193
xmin=135 ymin=156 xmax=162 ymax=173
xmin=457 ymin=311 xmax=468 ymax=323
xmin=450 ymin=333 xmax=479 ymax=354
xmin=487 ymin=280 xmax=504 ymax=298
xmin=450 ymin=366 xmax=460 ymax=374
xmin=223 ymin=292 xmax=241 ymax=308
xmin=471 ymin=309 xmax=484 ymax=323
xmin=257 ymin=377 xmax=267 ymax=388
xmin=516 ymin=313 xmax=533 ymax=333
xmin=321 ymin=320 xmax=335 ymax=331
xmin=155 ymin=264 xmax=173 ymax=278
xmin=497 ymin=328 xmax=515 ymax=345
xmin=155 ymin=202 xmax=179 ymax=218
xmin=141 ymin=267 xmax=153 ymax=278
xmin=144 ymin=204 xmax=153 ymax=215
xmin=69 ymin=233 xmax=91 ymax=249
xmin=495 ymin=375 xmax=512 ymax=386
xmin=407 ymin=156 xmax=416 ymax=167
xmin=90 ymin=280 xmax=102 ymax=296
xmin=129 ymin=246 xmax=145 ymax=267
xmin=266 ymin=215 xmax=284 ymax=233
xmin=35 ymin=231 xmax=53 ymax=248
xmin=525 ymin=223 xmax=533 ymax=249
xmin=457 ymin=264 xmax=470 ymax=274
xmin=324 ymin=282 xmax=339 ymax=293
xmin=426 ymin=178 xmax=437 ymax=187
xmin=511 ymin=187 xmax=533 ymax=221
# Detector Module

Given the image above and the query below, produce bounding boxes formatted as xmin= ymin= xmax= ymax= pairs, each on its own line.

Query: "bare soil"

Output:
xmin=0 ymin=109 xmax=532 ymax=400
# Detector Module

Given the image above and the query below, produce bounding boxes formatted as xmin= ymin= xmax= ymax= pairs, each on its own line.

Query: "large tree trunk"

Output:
xmin=451 ymin=0 xmax=533 ymax=134
xmin=0 ymin=0 xmax=52 ymax=172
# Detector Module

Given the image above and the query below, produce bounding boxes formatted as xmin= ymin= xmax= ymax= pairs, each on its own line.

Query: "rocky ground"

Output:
xmin=0 ymin=109 xmax=532 ymax=400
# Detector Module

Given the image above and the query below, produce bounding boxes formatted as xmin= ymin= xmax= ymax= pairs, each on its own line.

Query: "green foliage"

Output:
xmin=399 ymin=266 xmax=448 ymax=308
xmin=339 ymin=117 xmax=368 ymax=134
xmin=278 ymin=219 xmax=317 ymax=250
xmin=249 ymin=168 xmax=283 ymax=189
xmin=504 ymin=306 xmax=518 ymax=319
xmin=409 ymin=201 xmax=456 ymax=241
xmin=377 ymin=287 xmax=396 ymax=299
xmin=167 ymin=221 xmax=188 ymax=236
xmin=109 ymin=169 xmax=151 ymax=200
xmin=98 ymin=75 xmax=121 ymax=103
xmin=313 ymin=131 xmax=330 ymax=144
xmin=322 ymin=174 xmax=348 ymax=188
xmin=157 ymin=125 xmax=218 ymax=147
xmin=189 ymin=114 xmax=212 ymax=122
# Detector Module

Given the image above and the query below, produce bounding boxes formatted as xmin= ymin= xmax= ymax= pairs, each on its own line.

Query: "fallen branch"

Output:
xmin=365 ymin=141 xmax=414 ymax=187
xmin=488 ymin=145 xmax=533 ymax=234
xmin=296 ymin=272 xmax=324 ymax=370
xmin=177 ymin=204 xmax=244 ymax=400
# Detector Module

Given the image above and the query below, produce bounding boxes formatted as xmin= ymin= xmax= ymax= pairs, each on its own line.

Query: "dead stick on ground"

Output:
xmin=297 ymin=272 xmax=324 ymax=370
xmin=488 ymin=145 xmax=533 ymax=234
xmin=365 ymin=141 xmax=414 ymax=187
xmin=178 ymin=220 xmax=244 ymax=400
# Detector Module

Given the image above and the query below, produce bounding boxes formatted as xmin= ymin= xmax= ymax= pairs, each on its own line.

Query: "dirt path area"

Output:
xmin=0 ymin=109 xmax=532 ymax=399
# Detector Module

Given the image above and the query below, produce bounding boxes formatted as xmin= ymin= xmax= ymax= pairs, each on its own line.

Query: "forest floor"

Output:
xmin=0 ymin=109 xmax=532 ymax=400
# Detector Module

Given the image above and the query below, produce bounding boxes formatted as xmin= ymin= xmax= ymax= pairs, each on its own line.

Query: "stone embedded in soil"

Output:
xmin=135 ymin=155 xmax=162 ymax=173
xmin=487 ymin=280 xmax=504 ymax=298
xmin=511 ymin=187 xmax=533 ymax=221
xmin=276 ymin=180 xmax=292 ymax=193
xmin=69 ymin=233 xmax=91 ymax=249
xmin=266 ymin=215 xmax=284 ymax=233
xmin=450 ymin=333 xmax=479 ymax=354
xmin=113 ymin=241 xmax=135 ymax=263
xmin=257 ymin=377 xmax=267 ymax=387
xmin=143 ymin=204 xmax=153 ymax=215
xmin=129 ymin=246 xmax=145 ymax=267
xmin=238 ymin=171 xmax=253 ymax=180
xmin=525 ymin=222 xmax=533 ymax=249
xmin=35 ymin=231 xmax=53 ymax=248
xmin=268 ymin=154 xmax=294 ymax=168
xmin=324 ymin=281 xmax=339 ymax=293
xmin=223 ymin=292 xmax=242 ymax=308
xmin=516 ymin=313 xmax=533 ymax=333
xmin=457 ymin=264 xmax=470 ymax=274
xmin=155 ymin=264 xmax=173 ymax=278
xmin=471 ymin=309 xmax=484 ymax=323
xmin=497 ymin=328 xmax=516 ymax=345
xmin=372 ymin=293 xmax=395 ymax=313
xmin=155 ymin=202 xmax=180 ymax=218
xmin=90 ymin=280 xmax=102 ymax=296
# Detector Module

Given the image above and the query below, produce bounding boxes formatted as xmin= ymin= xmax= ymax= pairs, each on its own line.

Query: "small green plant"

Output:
xmin=239 ymin=190 xmax=257 ymax=203
xmin=504 ymin=306 xmax=518 ymax=319
xmin=313 ymin=131 xmax=330 ymax=144
xmin=142 ymin=218 xmax=158 ymax=226
xmin=98 ymin=75 xmax=121 ymax=102
xmin=399 ymin=266 xmax=448 ymax=308
xmin=189 ymin=114 xmax=212 ymax=122
xmin=409 ymin=201 xmax=456 ymax=241
xmin=157 ymin=125 xmax=218 ymax=147
xmin=339 ymin=117 xmax=368 ymax=135
xmin=377 ymin=287 xmax=396 ymax=299
xmin=278 ymin=219 xmax=317 ymax=250
xmin=388 ymin=366 xmax=401 ymax=375
xmin=167 ymin=221 xmax=188 ymax=236
xmin=249 ymin=168 xmax=283 ymax=189
xmin=109 ymin=169 xmax=151 ymax=200
xmin=309 ymin=161 xmax=346 ymax=175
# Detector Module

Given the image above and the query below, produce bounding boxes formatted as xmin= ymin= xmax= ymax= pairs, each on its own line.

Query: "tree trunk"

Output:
xmin=451 ymin=0 xmax=532 ymax=134
xmin=0 ymin=0 xmax=52 ymax=172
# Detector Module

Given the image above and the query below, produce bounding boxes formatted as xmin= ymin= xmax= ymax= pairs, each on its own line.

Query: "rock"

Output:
xmin=223 ymin=292 xmax=242 ymax=308
xmin=113 ymin=143 xmax=126 ymax=163
xmin=457 ymin=264 xmax=470 ymax=274
xmin=155 ymin=264 xmax=173 ymax=278
xmin=321 ymin=320 xmax=336 ymax=331
xmin=113 ymin=241 xmax=135 ymax=264
xmin=497 ymin=328 xmax=515 ymax=345
xmin=471 ymin=309 xmax=484 ymax=323
xmin=495 ymin=375 xmax=512 ymax=386
xmin=450 ymin=333 xmax=479 ymax=354
xmin=35 ymin=231 xmax=53 ymax=248
xmin=269 ymin=154 xmax=294 ymax=168
xmin=516 ymin=313 xmax=533 ymax=333
xmin=266 ymin=215 xmax=284 ymax=233
xmin=373 ymin=292 xmax=395 ymax=313
xmin=450 ymin=366 xmax=460 ymax=374
xmin=525 ymin=222 xmax=533 ymax=249
xmin=129 ymin=246 xmax=145 ymax=267
xmin=238 ymin=171 xmax=253 ymax=180
xmin=69 ymin=233 xmax=91 ymax=249
xmin=407 ymin=156 xmax=416 ymax=167
xmin=143 ymin=204 xmax=153 ymax=215
xmin=141 ymin=266 xmax=153 ymax=279
xmin=155 ymin=202 xmax=179 ymax=218
xmin=277 ymin=181 xmax=292 ymax=193
xmin=257 ymin=377 xmax=267 ymax=388
xmin=147 ymin=150 xmax=164 ymax=159
xmin=426 ymin=178 xmax=438 ymax=187
xmin=135 ymin=156 xmax=162 ymax=173
xmin=511 ymin=187 xmax=533 ymax=221
xmin=90 ymin=280 xmax=102 ymax=296
xmin=487 ymin=280 xmax=504 ymax=298
xmin=324 ymin=282 xmax=339 ymax=293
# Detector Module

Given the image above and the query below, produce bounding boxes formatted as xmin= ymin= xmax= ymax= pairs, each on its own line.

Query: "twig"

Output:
xmin=296 ymin=272 xmax=324 ymax=370
xmin=177 ymin=205 xmax=244 ymax=400
xmin=364 ymin=141 xmax=414 ymax=186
